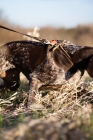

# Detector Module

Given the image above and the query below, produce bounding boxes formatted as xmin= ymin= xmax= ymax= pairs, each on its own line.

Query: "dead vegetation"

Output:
xmin=0 ymin=73 xmax=93 ymax=140
xmin=0 ymin=22 xmax=93 ymax=47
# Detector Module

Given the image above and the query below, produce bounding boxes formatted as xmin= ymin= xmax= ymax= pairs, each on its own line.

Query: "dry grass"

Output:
xmin=0 ymin=73 xmax=93 ymax=139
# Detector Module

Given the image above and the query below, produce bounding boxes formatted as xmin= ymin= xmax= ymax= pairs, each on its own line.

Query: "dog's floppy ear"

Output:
xmin=52 ymin=45 xmax=73 ymax=71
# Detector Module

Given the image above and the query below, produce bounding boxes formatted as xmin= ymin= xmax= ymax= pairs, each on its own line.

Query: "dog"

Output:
xmin=0 ymin=40 xmax=93 ymax=107
xmin=0 ymin=40 xmax=66 ymax=106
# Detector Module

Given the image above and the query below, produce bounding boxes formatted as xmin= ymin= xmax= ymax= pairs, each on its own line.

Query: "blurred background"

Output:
xmin=0 ymin=0 xmax=93 ymax=46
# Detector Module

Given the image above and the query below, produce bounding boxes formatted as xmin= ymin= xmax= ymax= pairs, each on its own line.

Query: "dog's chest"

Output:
xmin=31 ymin=52 xmax=65 ymax=85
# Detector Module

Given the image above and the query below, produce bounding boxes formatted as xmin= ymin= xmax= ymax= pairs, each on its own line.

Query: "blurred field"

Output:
xmin=0 ymin=24 xmax=93 ymax=47
xmin=0 ymin=9 xmax=93 ymax=46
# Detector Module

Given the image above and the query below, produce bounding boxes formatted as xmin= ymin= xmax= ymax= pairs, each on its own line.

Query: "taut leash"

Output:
xmin=0 ymin=25 xmax=49 ymax=44
xmin=0 ymin=25 xmax=73 ymax=66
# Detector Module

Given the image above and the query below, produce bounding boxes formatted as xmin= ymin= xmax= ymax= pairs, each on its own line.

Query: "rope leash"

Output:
xmin=0 ymin=25 xmax=73 ymax=65
xmin=0 ymin=25 xmax=50 ymax=44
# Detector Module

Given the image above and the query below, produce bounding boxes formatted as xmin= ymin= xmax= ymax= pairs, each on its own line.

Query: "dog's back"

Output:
xmin=0 ymin=41 xmax=48 ymax=79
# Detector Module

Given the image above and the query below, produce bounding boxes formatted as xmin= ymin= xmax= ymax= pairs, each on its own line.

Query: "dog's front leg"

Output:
xmin=27 ymin=75 xmax=42 ymax=107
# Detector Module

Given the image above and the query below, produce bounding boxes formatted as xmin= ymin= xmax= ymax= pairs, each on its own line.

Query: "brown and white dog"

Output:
xmin=0 ymin=40 xmax=66 ymax=106
xmin=0 ymin=40 xmax=93 ymax=106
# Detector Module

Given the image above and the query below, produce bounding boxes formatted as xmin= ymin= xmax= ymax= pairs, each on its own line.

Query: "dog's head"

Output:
xmin=50 ymin=40 xmax=93 ymax=80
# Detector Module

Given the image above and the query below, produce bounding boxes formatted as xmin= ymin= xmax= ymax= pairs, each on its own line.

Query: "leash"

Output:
xmin=0 ymin=25 xmax=73 ymax=66
xmin=0 ymin=25 xmax=50 ymax=44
